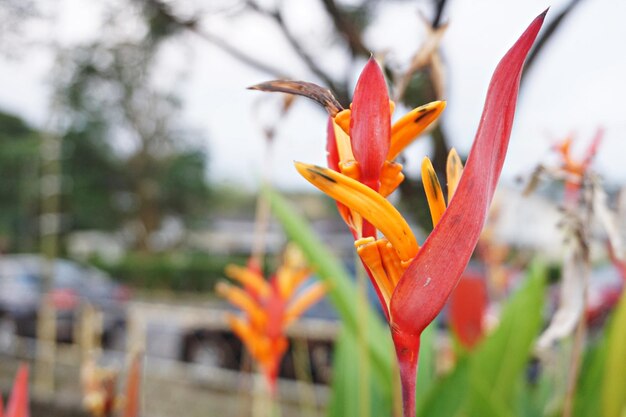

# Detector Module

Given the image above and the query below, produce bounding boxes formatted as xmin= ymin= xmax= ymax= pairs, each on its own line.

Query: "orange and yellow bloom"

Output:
xmin=217 ymin=247 xmax=326 ymax=393
xmin=251 ymin=10 xmax=545 ymax=416
xmin=293 ymin=13 xmax=545 ymax=417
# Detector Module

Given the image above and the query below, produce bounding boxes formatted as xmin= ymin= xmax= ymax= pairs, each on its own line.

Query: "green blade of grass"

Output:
xmin=263 ymin=187 xmax=393 ymax=381
xmin=602 ymin=290 xmax=626 ymax=417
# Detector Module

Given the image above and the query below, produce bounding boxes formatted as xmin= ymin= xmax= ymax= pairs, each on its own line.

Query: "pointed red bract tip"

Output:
xmin=122 ymin=354 xmax=142 ymax=417
xmin=6 ymin=364 xmax=29 ymax=417
xmin=350 ymin=58 xmax=390 ymax=191
xmin=390 ymin=11 xmax=546 ymax=335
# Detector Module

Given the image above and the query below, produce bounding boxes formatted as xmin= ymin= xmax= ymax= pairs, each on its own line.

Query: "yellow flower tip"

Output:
xmin=339 ymin=160 xmax=360 ymax=181
xmin=377 ymin=239 xmax=404 ymax=287
xmin=388 ymin=100 xmax=447 ymax=160
xmin=380 ymin=161 xmax=405 ymax=197
xmin=285 ymin=282 xmax=328 ymax=326
xmin=355 ymin=236 xmax=376 ymax=248
xmin=334 ymin=109 xmax=351 ymax=134
xmin=421 ymin=157 xmax=446 ymax=228
xmin=356 ymin=239 xmax=393 ymax=308
xmin=283 ymin=243 xmax=306 ymax=269
xmin=333 ymin=120 xmax=357 ymax=166
xmin=297 ymin=162 xmax=418 ymax=261
xmin=224 ymin=263 xmax=270 ymax=297
xmin=446 ymin=147 xmax=464 ymax=203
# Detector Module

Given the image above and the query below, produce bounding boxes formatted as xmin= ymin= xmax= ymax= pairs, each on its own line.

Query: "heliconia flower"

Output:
xmin=294 ymin=12 xmax=546 ymax=417
xmin=216 ymin=246 xmax=326 ymax=394
xmin=553 ymin=128 xmax=604 ymax=204
xmin=2 ymin=363 xmax=29 ymax=417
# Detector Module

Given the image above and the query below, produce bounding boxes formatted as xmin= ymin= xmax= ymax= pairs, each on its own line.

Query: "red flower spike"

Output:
xmin=391 ymin=10 xmax=546 ymax=335
xmin=350 ymin=58 xmax=391 ymax=191
xmin=218 ymin=249 xmax=326 ymax=394
xmin=389 ymin=12 xmax=545 ymax=416
xmin=5 ymin=364 xmax=29 ymax=417
xmin=448 ymin=273 xmax=489 ymax=349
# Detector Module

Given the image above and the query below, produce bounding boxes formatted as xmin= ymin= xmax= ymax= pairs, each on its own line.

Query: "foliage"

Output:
xmin=53 ymin=1 xmax=211 ymax=251
xmin=91 ymin=252 xmax=247 ymax=292
xmin=0 ymin=111 xmax=39 ymax=251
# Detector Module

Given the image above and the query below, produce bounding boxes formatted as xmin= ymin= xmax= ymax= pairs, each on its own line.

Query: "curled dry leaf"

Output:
xmin=249 ymin=80 xmax=343 ymax=116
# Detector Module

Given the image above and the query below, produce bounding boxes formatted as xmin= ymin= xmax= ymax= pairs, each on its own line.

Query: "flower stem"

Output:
xmin=391 ymin=327 xmax=421 ymax=417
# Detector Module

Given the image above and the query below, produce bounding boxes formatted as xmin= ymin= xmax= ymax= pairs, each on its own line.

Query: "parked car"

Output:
xmin=0 ymin=254 xmax=130 ymax=348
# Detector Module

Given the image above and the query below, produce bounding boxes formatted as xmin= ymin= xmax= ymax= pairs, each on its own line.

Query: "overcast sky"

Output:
xmin=1 ymin=0 xmax=625 ymax=191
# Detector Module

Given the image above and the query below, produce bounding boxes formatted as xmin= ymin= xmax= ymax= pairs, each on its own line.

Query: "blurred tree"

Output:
xmin=146 ymin=0 xmax=581 ymax=232
xmin=0 ymin=0 xmax=39 ymax=57
xmin=61 ymin=125 xmax=127 ymax=231
xmin=0 ymin=111 xmax=40 ymax=251
xmin=53 ymin=2 xmax=211 ymax=252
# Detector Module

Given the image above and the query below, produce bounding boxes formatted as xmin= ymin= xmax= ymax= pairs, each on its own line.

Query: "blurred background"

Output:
xmin=0 ymin=0 xmax=625 ymax=416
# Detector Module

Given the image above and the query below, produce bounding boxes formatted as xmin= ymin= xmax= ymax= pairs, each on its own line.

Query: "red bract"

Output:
xmin=448 ymin=272 xmax=489 ymax=349
xmin=350 ymin=58 xmax=391 ymax=192
xmin=2 ymin=364 xmax=29 ymax=417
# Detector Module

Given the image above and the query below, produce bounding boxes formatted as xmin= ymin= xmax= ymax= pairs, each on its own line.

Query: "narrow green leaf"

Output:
xmin=573 ymin=336 xmax=606 ymax=417
xmin=602 ymin=290 xmax=626 ymax=417
xmin=327 ymin=329 xmax=392 ymax=417
xmin=263 ymin=187 xmax=393 ymax=379
xmin=467 ymin=262 xmax=546 ymax=415
xmin=415 ymin=321 xmax=436 ymax=412
xmin=417 ymin=358 xmax=470 ymax=417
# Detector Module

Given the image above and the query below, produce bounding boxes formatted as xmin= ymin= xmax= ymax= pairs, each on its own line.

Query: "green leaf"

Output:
xmin=327 ymin=329 xmax=392 ymax=417
xmin=417 ymin=358 xmax=470 ymax=417
xmin=467 ymin=262 xmax=546 ymax=416
xmin=602 ymin=290 xmax=626 ymax=417
xmin=415 ymin=321 xmax=437 ymax=412
xmin=573 ymin=335 xmax=606 ymax=417
xmin=263 ymin=187 xmax=393 ymax=380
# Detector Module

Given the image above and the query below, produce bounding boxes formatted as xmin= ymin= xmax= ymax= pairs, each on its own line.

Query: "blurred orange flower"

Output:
xmin=216 ymin=245 xmax=326 ymax=393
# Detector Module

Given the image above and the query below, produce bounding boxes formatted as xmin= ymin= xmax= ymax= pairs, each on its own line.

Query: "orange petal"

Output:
xmin=388 ymin=101 xmax=446 ymax=160
xmin=334 ymin=109 xmax=351 ymax=135
xmin=295 ymin=162 xmax=418 ymax=261
xmin=224 ymin=264 xmax=270 ymax=298
xmin=216 ymin=282 xmax=266 ymax=327
xmin=356 ymin=237 xmax=393 ymax=308
xmin=379 ymin=161 xmax=405 ymax=197
xmin=284 ymin=282 xmax=328 ymax=326
xmin=377 ymin=239 xmax=405 ymax=288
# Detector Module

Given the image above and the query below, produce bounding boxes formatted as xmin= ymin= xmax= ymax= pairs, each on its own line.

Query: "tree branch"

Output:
xmin=521 ymin=0 xmax=585 ymax=84
xmin=247 ymin=1 xmax=344 ymax=97
xmin=319 ymin=0 xmax=369 ymax=57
